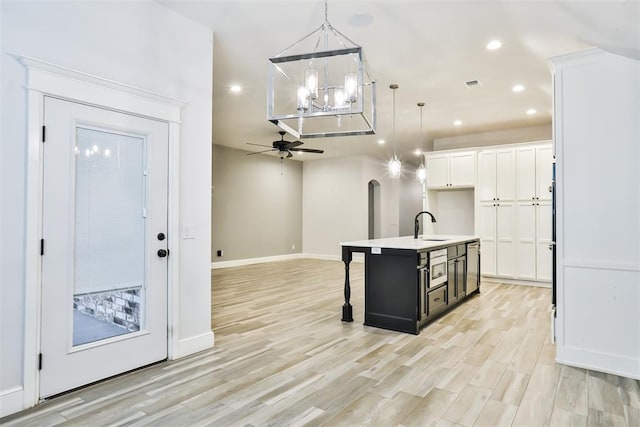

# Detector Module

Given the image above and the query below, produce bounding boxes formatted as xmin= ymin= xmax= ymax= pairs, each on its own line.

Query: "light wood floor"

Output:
xmin=3 ymin=259 xmax=640 ymax=426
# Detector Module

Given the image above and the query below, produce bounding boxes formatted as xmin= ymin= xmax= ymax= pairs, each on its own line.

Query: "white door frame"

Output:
xmin=20 ymin=56 xmax=184 ymax=408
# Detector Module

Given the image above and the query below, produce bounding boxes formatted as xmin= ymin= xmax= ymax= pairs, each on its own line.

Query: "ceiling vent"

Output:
xmin=465 ymin=79 xmax=482 ymax=88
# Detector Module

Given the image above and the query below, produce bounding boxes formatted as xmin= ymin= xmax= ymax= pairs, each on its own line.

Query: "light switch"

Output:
xmin=183 ymin=224 xmax=196 ymax=239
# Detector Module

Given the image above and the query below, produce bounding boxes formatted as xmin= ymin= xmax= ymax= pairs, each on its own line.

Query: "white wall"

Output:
xmin=433 ymin=124 xmax=552 ymax=151
xmin=428 ymin=190 xmax=476 ymax=235
xmin=1 ymin=1 xmax=213 ymax=415
xmin=303 ymin=155 xmax=402 ymax=258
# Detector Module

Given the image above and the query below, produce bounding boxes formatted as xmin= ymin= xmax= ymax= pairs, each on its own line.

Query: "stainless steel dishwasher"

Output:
xmin=466 ymin=242 xmax=480 ymax=294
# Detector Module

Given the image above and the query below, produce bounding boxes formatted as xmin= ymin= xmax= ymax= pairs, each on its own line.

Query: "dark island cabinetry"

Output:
xmin=341 ymin=236 xmax=481 ymax=335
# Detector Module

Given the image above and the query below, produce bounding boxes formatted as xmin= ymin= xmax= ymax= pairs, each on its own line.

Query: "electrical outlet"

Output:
xmin=291 ymin=244 xmax=295 ymax=250
xmin=217 ymin=250 xmax=223 ymax=257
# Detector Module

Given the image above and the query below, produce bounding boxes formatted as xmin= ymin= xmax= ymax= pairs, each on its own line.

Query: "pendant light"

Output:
xmin=388 ymin=84 xmax=401 ymax=179
xmin=415 ymin=102 xmax=427 ymax=183
xmin=267 ymin=0 xmax=377 ymax=139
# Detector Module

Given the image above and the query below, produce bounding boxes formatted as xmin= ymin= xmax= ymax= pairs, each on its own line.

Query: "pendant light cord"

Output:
xmin=391 ymin=84 xmax=398 ymax=158
xmin=418 ymin=102 xmax=425 ymax=160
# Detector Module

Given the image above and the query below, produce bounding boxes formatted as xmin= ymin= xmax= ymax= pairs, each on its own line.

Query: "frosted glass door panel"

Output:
xmin=74 ymin=127 xmax=146 ymax=345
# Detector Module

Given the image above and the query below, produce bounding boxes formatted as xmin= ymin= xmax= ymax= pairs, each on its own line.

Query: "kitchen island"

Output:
xmin=340 ymin=235 xmax=480 ymax=334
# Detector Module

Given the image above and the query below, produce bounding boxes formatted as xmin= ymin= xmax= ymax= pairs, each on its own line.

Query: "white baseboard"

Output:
xmin=211 ymin=252 xmax=365 ymax=269
xmin=556 ymin=346 xmax=640 ymax=380
xmin=211 ymin=253 xmax=305 ymax=269
xmin=1 ymin=386 xmax=25 ymax=418
xmin=173 ymin=331 xmax=215 ymax=359
xmin=482 ymin=275 xmax=551 ymax=288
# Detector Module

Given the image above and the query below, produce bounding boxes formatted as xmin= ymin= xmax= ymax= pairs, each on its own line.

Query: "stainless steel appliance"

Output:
xmin=419 ymin=248 xmax=448 ymax=320
xmin=429 ymin=249 xmax=448 ymax=288
xmin=466 ymin=242 xmax=479 ymax=294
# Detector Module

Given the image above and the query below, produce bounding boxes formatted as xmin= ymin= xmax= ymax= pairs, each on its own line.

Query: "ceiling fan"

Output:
xmin=247 ymin=131 xmax=324 ymax=159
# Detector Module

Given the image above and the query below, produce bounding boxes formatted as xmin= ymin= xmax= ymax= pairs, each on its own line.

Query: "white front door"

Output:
xmin=40 ymin=97 xmax=169 ymax=398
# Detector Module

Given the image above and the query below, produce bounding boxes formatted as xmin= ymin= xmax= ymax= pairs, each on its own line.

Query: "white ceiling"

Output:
xmin=160 ymin=0 xmax=640 ymax=162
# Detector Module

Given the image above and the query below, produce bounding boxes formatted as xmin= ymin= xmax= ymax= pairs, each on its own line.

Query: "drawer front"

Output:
xmin=448 ymin=244 xmax=467 ymax=258
xmin=428 ymin=286 xmax=447 ymax=314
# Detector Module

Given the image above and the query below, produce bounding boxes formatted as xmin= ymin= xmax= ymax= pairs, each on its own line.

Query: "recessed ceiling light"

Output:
xmin=486 ymin=40 xmax=502 ymax=50
xmin=526 ymin=108 xmax=537 ymax=115
xmin=453 ymin=119 xmax=462 ymax=126
xmin=297 ymin=151 xmax=303 ymax=155
xmin=377 ymin=139 xmax=385 ymax=145
xmin=414 ymin=149 xmax=422 ymax=156
xmin=230 ymin=84 xmax=242 ymax=93
xmin=512 ymin=84 xmax=525 ymax=93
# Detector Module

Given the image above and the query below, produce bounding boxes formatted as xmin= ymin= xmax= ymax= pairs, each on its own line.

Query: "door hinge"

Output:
xmin=38 ymin=353 xmax=43 ymax=370
xmin=42 ymin=126 xmax=46 ymax=143
xmin=40 ymin=239 xmax=44 ymax=255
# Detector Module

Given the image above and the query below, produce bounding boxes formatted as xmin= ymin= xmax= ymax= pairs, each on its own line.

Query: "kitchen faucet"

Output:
xmin=414 ymin=211 xmax=437 ymax=239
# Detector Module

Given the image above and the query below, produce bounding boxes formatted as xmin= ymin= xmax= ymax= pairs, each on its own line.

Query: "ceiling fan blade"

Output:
xmin=284 ymin=141 xmax=303 ymax=149
xmin=247 ymin=142 xmax=273 ymax=148
xmin=246 ymin=149 xmax=274 ymax=156
xmin=289 ymin=148 xmax=324 ymax=154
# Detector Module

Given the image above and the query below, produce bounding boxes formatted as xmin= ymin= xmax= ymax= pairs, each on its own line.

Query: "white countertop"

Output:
xmin=340 ymin=235 xmax=479 ymax=250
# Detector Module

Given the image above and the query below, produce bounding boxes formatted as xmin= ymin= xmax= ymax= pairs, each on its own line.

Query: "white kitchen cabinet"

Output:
xmin=478 ymin=149 xmax=516 ymax=278
xmin=479 ymin=202 xmax=496 ymax=275
xmin=517 ymin=145 xmax=553 ymax=201
xmin=515 ymin=144 xmax=553 ymax=281
xmin=551 ymin=48 xmax=640 ymax=379
xmin=426 ymin=151 xmax=476 ymax=189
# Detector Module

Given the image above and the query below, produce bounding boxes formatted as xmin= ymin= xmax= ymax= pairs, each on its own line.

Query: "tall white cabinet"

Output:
xmin=515 ymin=146 xmax=553 ymax=281
xmin=478 ymin=149 xmax=517 ymax=277
xmin=552 ymin=48 xmax=640 ymax=379
xmin=477 ymin=144 xmax=552 ymax=282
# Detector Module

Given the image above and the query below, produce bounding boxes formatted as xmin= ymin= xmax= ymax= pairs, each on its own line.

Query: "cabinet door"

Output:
xmin=447 ymin=259 xmax=458 ymax=303
xmin=536 ymin=201 xmax=553 ymax=281
xmin=457 ymin=257 xmax=466 ymax=297
xmin=426 ymin=155 xmax=449 ymax=188
xmin=496 ymin=149 xmax=516 ymax=201
xmin=496 ymin=202 xmax=516 ymax=277
xmin=517 ymin=147 xmax=536 ymax=201
xmin=536 ymin=145 xmax=553 ymax=201
xmin=516 ymin=202 xmax=536 ymax=280
xmin=477 ymin=151 xmax=496 ymax=201
xmin=479 ymin=202 xmax=496 ymax=275
xmin=449 ymin=152 xmax=476 ymax=187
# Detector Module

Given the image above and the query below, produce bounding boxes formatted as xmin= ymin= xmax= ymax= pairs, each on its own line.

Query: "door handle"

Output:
xmin=157 ymin=249 xmax=168 ymax=258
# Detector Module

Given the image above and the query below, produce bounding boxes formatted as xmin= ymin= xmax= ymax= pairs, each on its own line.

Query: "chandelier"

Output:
xmin=267 ymin=0 xmax=376 ymax=139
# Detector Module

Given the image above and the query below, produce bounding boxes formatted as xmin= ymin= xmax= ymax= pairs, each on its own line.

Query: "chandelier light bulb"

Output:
xmin=334 ymin=87 xmax=345 ymax=108
xmin=297 ymin=84 xmax=309 ymax=112
xmin=344 ymin=72 xmax=357 ymax=103
xmin=305 ymin=68 xmax=319 ymax=99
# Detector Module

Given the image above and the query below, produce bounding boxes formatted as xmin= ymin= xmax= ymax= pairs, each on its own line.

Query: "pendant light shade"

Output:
xmin=388 ymin=84 xmax=401 ymax=179
xmin=416 ymin=102 xmax=427 ymax=183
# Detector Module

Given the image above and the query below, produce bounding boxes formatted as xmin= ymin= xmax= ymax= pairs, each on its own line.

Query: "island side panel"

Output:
xmin=364 ymin=248 xmax=419 ymax=334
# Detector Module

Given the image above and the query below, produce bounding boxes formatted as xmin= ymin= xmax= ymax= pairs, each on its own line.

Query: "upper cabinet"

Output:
xmin=426 ymin=151 xmax=476 ymax=189
xmin=478 ymin=149 xmax=516 ymax=202
xmin=516 ymin=146 xmax=553 ymax=201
